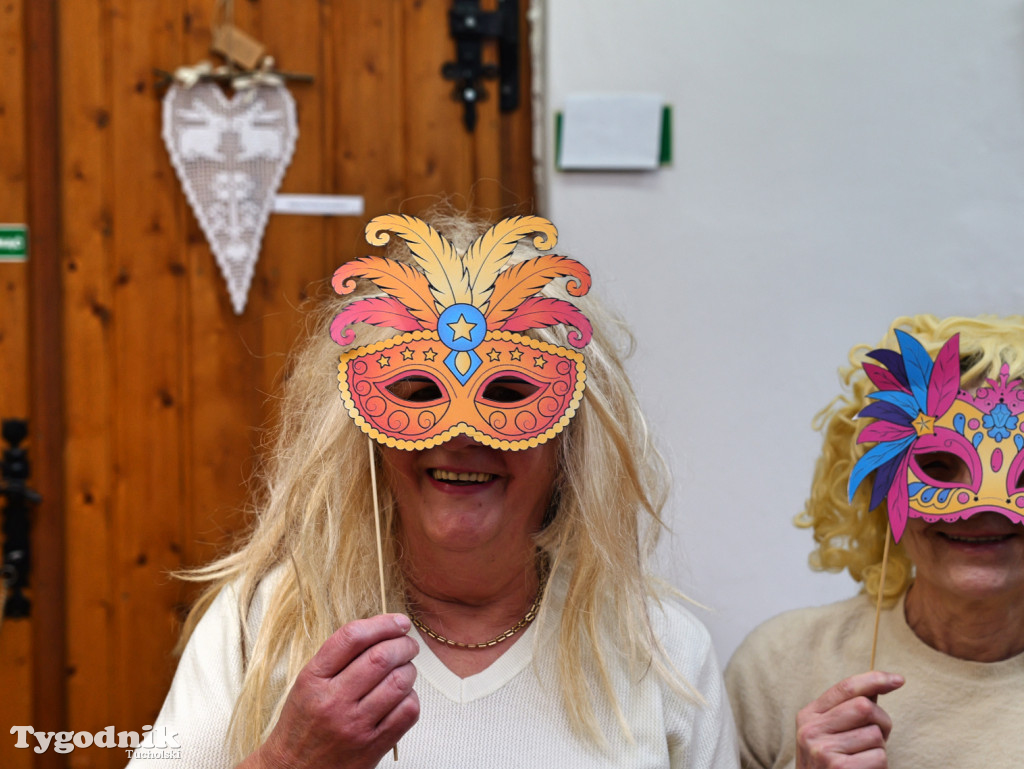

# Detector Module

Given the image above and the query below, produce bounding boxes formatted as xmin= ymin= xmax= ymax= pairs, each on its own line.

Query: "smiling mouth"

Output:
xmin=938 ymin=532 xmax=1016 ymax=544
xmin=429 ymin=469 xmax=495 ymax=485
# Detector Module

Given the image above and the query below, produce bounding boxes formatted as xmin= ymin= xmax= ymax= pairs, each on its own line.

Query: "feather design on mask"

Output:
xmin=329 ymin=297 xmax=423 ymax=346
xmin=462 ymin=216 xmax=558 ymax=310
xmin=332 ymin=257 xmax=437 ymax=323
xmin=485 ymin=256 xmax=591 ymax=329
xmin=499 ymin=297 xmax=593 ymax=348
xmin=331 ymin=214 xmax=592 ymax=350
xmin=847 ymin=331 xmax=961 ymax=541
xmin=364 ymin=215 xmax=471 ymax=310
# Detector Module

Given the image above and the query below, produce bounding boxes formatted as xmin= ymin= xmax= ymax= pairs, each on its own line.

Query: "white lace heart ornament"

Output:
xmin=162 ymin=82 xmax=297 ymax=314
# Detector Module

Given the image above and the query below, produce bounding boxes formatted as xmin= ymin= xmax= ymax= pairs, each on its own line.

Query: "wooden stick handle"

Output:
xmin=368 ymin=439 xmax=387 ymax=614
xmin=869 ymin=525 xmax=892 ymax=671
xmin=366 ymin=439 xmax=399 ymax=762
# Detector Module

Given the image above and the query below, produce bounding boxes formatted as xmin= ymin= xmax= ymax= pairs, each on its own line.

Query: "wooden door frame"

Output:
xmin=24 ymin=0 xmax=67 ymax=760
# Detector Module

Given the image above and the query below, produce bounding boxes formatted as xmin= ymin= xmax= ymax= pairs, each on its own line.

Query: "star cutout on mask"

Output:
xmin=487 ymin=348 xmax=501 ymax=362
xmin=448 ymin=314 xmax=477 ymax=341
xmin=423 ymin=348 xmax=438 ymax=361
xmin=913 ymin=413 xmax=935 ymax=436
xmin=377 ymin=353 xmax=391 ymax=368
xmin=510 ymin=347 xmax=523 ymax=361
xmin=533 ymin=355 xmax=546 ymax=369
xmin=401 ymin=347 xmax=415 ymax=360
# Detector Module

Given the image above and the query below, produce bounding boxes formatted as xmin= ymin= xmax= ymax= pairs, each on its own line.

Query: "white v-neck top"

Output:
xmin=408 ymin=613 xmax=547 ymax=704
xmin=129 ymin=568 xmax=738 ymax=768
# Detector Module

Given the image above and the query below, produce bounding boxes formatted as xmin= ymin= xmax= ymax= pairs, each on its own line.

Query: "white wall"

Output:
xmin=542 ymin=0 xmax=1024 ymax=663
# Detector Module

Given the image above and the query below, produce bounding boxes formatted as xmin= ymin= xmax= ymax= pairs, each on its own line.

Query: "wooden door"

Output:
xmin=0 ymin=2 xmax=34 ymax=765
xmin=1 ymin=2 xmax=66 ymax=768
xmin=1 ymin=1 xmax=535 ymax=766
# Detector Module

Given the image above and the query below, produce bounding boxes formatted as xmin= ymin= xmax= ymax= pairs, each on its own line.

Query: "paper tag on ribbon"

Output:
xmin=162 ymin=82 xmax=297 ymax=313
xmin=211 ymin=24 xmax=266 ymax=70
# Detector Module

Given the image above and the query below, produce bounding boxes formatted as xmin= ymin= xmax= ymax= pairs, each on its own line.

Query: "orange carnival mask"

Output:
xmin=330 ymin=215 xmax=591 ymax=450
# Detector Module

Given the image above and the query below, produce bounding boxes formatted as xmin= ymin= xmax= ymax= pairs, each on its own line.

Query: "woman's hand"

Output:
xmin=248 ymin=613 xmax=420 ymax=769
xmin=795 ymin=671 xmax=904 ymax=769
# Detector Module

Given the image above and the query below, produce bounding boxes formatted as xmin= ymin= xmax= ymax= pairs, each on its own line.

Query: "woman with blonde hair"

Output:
xmin=132 ymin=213 xmax=737 ymax=769
xmin=725 ymin=315 xmax=1024 ymax=769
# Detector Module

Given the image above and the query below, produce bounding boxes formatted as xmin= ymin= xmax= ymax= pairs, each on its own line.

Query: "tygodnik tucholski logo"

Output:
xmin=10 ymin=724 xmax=180 ymax=758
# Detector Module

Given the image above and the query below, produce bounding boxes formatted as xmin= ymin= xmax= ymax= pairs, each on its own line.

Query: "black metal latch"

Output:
xmin=441 ymin=0 xmax=519 ymax=132
xmin=2 ymin=419 xmax=40 ymax=619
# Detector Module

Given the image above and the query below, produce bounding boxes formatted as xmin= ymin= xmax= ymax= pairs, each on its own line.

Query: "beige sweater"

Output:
xmin=724 ymin=593 xmax=1024 ymax=769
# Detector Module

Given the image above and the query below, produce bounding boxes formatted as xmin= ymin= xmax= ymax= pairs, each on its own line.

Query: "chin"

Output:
xmin=934 ymin=565 xmax=1024 ymax=601
xmin=422 ymin=514 xmax=501 ymax=549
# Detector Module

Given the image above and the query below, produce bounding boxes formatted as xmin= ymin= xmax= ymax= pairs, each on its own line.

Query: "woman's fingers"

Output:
xmin=829 ymin=724 xmax=887 ymax=754
xmin=804 ymin=749 xmax=888 ymax=769
xmin=256 ymin=614 xmax=421 ymax=769
xmin=799 ymin=719 xmax=887 ymax=758
xmin=806 ymin=671 xmax=904 ymax=716
xmin=796 ymin=671 xmax=904 ymax=769
xmin=306 ymin=613 xmax=414 ymax=680
xmin=371 ymin=679 xmax=421 ymax=744
xmin=802 ymin=687 xmax=895 ymax=739
xmin=332 ymin=629 xmax=419 ymax=716
xmin=355 ymin=658 xmax=419 ymax=721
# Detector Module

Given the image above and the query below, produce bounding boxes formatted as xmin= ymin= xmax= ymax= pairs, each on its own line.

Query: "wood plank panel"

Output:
xmin=465 ymin=0 xmax=505 ymax=214
xmin=106 ymin=0 xmax=190 ymax=743
xmin=332 ymin=0 xmax=406 ymax=220
xmin=403 ymin=0 xmax=479 ymax=210
xmin=0 ymin=622 xmax=31 ymax=769
xmin=499 ymin=0 xmax=537 ymax=213
xmin=61 ymin=0 xmax=117 ymax=763
xmin=249 ymin=0 xmax=332 ymax=394
xmin=0 ymin=6 xmax=31 ymax=765
xmin=24 ymin=2 xmax=67 ymax=766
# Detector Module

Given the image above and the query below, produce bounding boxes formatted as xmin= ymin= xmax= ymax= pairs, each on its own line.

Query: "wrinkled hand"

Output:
xmin=250 ymin=613 xmax=420 ymax=769
xmin=795 ymin=671 xmax=904 ymax=769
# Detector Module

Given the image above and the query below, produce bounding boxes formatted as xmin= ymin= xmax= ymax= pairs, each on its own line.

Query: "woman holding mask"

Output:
xmin=132 ymin=213 xmax=738 ymax=769
xmin=726 ymin=315 xmax=1024 ymax=769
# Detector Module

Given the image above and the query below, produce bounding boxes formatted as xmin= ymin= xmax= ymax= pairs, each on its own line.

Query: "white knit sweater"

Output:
xmin=128 ymin=569 xmax=738 ymax=768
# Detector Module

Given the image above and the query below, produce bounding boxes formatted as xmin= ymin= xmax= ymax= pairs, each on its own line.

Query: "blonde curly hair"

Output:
xmin=796 ymin=314 xmax=1024 ymax=604
xmin=178 ymin=213 xmax=687 ymax=759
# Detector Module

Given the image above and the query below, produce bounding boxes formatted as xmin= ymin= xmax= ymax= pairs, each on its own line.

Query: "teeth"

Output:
xmin=944 ymin=534 xmax=1011 ymax=543
xmin=430 ymin=469 xmax=494 ymax=483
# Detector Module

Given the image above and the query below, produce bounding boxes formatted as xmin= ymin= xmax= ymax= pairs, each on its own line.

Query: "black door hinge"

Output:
xmin=442 ymin=0 xmax=519 ymax=132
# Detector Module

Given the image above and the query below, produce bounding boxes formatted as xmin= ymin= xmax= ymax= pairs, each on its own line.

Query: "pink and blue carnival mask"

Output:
xmin=848 ymin=330 xmax=1024 ymax=542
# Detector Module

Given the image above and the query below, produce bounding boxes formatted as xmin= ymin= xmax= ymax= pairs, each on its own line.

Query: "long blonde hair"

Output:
xmin=797 ymin=314 xmax=1024 ymax=603
xmin=179 ymin=214 xmax=681 ymax=758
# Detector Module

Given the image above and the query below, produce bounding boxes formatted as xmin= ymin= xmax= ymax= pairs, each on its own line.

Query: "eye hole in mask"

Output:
xmin=913 ymin=451 xmax=972 ymax=486
xmin=480 ymin=376 xmax=540 ymax=404
xmin=1008 ymin=450 xmax=1024 ymax=496
xmin=386 ymin=375 xmax=445 ymax=403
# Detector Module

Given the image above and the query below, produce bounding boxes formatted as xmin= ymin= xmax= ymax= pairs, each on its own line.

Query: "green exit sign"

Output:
xmin=0 ymin=225 xmax=28 ymax=261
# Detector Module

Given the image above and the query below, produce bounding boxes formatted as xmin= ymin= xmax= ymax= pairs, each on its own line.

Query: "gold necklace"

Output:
xmin=411 ymin=588 xmax=544 ymax=649
xmin=410 ymin=554 xmax=550 ymax=649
